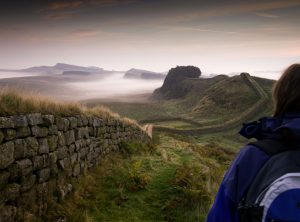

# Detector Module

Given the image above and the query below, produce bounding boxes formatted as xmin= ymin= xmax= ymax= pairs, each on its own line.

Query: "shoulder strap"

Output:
xmin=244 ymin=139 xmax=293 ymax=204
xmin=249 ymin=139 xmax=288 ymax=156
xmin=239 ymin=139 xmax=295 ymax=221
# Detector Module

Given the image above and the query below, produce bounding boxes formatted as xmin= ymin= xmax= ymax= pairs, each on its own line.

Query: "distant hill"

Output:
xmin=20 ymin=63 xmax=105 ymax=74
xmin=0 ymin=69 xmax=19 ymax=72
xmin=148 ymin=65 xmax=275 ymax=131
xmin=85 ymin=65 xmax=276 ymax=134
xmin=62 ymin=71 xmax=91 ymax=75
xmin=124 ymin=68 xmax=166 ymax=80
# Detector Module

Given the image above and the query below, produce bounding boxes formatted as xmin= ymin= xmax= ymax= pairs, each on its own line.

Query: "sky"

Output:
xmin=0 ymin=0 xmax=300 ymax=78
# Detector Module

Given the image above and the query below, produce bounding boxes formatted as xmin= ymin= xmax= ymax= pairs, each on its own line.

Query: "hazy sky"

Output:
xmin=0 ymin=0 xmax=300 ymax=77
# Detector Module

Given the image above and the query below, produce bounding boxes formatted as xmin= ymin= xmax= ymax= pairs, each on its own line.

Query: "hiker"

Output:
xmin=207 ymin=64 xmax=300 ymax=222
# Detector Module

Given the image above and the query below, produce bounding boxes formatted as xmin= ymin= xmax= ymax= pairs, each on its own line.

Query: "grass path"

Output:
xmin=47 ymin=133 xmax=236 ymax=222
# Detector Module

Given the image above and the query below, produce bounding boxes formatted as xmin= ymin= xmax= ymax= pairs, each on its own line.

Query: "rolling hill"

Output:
xmin=40 ymin=65 xmax=276 ymax=221
xmin=20 ymin=63 xmax=105 ymax=75
xmin=86 ymin=66 xmax=275 ymax=133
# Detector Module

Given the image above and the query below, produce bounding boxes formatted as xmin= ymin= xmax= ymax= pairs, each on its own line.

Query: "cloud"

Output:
xmin=45 ymin=11 xmax=76 ymax=20
xmin=69 ymin=29 xmax=100 ymax=39
xmin=204 ymin=0 xmax=300 ymax=17
xmin=62 ymin=28 xmax=127 ymax=41
xmin=88 ymin=0 xmax=137 ymax=7
xmin=165 ymin=26 xmax=237 ymax=34
xmin=235 ymin=0 xmax=300 ymax=13
xmin=255 ymin=12 xmax=280 ymax=18
xmin=40 ymin=0 xmax=137 ymax=21
xmin=48 ymin=1 xmax=83 ymax=10
xmin=46 ymin=0 xmax=136 ymax=11
xmin=152 ymin=0 xmax=300 ymax=25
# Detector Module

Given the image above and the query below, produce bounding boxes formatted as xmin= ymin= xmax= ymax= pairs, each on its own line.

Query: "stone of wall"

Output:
xmin=0 ymin=113 xmax=150 ymax=221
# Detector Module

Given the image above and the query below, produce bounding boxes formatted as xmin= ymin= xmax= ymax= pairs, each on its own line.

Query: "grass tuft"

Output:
xmin=0 ymin=87 xmax=140 ymax=127
xmin=0 ymin=87 xmax=81 ymax=116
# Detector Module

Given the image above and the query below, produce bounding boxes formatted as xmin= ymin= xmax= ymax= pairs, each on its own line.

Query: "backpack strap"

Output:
xmin=239 ymin=139 xmax=290 ymax=222
xmin=249 ymin=139 xmax=288 ymax=156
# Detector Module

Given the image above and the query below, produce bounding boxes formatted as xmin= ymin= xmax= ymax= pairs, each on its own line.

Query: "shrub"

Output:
xmin=126 ymin=160 xmax=150 ymax=192
xmin=161 ymin=163 xmax=213 ymax=221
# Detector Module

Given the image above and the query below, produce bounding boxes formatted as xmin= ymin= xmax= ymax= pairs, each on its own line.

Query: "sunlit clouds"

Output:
xmin=254 ymin=12 xmax=280 ymax=18
xmin=48 ymin=1 xmax=83 ymax=11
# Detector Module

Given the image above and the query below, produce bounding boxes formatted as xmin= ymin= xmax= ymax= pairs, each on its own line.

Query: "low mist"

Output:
xmin=0 ymin=71 xmax=40 ymax=79
xmin=0 ymin=71 xmax=164 ymax=102
xmin=67 ymin=73 xmax=163 ymax=100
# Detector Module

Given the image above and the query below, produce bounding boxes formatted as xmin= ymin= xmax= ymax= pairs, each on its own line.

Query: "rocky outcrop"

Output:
xmin=152 ymin=66 xmax=201 ymax=99
xmin=0 ymin=113 xmax=150 ymax=221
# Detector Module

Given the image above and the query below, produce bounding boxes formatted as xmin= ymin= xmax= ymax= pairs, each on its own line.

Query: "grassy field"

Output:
xmin=154 ymin=120 xmax=199 ymax=129
xmin=89 ymin=101 xmax=176 ymax=121
xmin=55 ymin=74 xmax=273 ymax=221
xmin=0 ymin=73 xmax=275 ymax=221
xmin=84 ymin=74 xmax=274 ymax=131
xmin=19 ymin=73 xmax=272 ymax=221
xmin=47 ymin=132 xmax=238 ymax=222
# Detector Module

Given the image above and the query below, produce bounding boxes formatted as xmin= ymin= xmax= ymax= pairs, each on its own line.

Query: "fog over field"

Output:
xmin=0 ymin=68 xmax=283 ymax=102
xmin=0 ymin=71 xmax=40 ymax=79
xmin=67 ymin=73 xmax=164 ymax=99
xmin=0 ymin=71 xmax=164 ymax=101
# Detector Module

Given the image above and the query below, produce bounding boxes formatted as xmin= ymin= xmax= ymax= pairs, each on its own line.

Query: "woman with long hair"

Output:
xmin=207 ymin=64 xmax=300 ymax=221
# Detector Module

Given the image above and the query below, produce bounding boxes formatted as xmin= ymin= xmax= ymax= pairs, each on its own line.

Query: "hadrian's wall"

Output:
xmin=0 ymin=113 xmax=150 ymax=221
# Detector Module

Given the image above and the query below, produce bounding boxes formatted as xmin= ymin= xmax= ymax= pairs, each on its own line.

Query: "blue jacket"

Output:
xmin=206 ymin=114 xmax=300 ymax=222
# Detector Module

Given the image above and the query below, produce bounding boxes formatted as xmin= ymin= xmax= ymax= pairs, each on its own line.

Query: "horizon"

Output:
xmin=1 ymin=0 xmax=300 ymax=79
xmin=0 ymin=62 xmax=282 ymax=80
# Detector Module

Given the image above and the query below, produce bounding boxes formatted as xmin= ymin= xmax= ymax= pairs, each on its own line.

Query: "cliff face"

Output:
xmin=152 ymin=66 xmax=201 ymax=99
xmin=0 ymin=113 xmax=150 ymax=221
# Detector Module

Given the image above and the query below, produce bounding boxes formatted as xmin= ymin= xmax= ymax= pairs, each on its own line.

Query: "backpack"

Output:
xmin=238 ymin=139 xmax=300 ymax=222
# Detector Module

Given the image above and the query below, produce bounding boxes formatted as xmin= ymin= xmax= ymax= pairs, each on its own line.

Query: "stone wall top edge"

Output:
xmin=0 ymin=113 xmax=140 ymax=129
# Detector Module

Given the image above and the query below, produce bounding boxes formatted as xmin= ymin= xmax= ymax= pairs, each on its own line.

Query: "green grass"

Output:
xmin=196 ymin=130 xmax=247 ymax=151
xmin=84 ymin=74 xmax=274 ymax=133
xmin=42 ymin=74 xmax=274 ymax=221
xmin=88 ymin=101 xmax=185 ymax=122
xmin=1 ymin=73 xmax=276 ymax=221
xmin=155 ymin=120 xmax=199 ymax=129
xmin=47 ymin=132 xmax=236 ymax=222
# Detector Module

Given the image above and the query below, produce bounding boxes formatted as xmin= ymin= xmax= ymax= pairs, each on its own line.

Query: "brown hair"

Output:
xmin=273 ymin=64 xmax=300 ymax=117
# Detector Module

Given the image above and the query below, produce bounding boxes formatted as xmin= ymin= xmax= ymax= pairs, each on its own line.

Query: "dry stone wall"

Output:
xmin=0 ymin=113 xmax=150 ymax=221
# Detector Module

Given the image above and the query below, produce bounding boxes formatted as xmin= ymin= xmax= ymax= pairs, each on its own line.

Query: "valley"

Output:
xmin=84 ymin=70 xmax=274 ymax=135
xmin=51 ymin=66 xmax=275 ymax=221
xmin=0 ymin=64 xmax=276 ymax=221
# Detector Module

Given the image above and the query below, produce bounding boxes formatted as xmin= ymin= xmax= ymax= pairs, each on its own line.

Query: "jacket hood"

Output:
xmin=239 ymin=113 xmax=300 ymax=146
